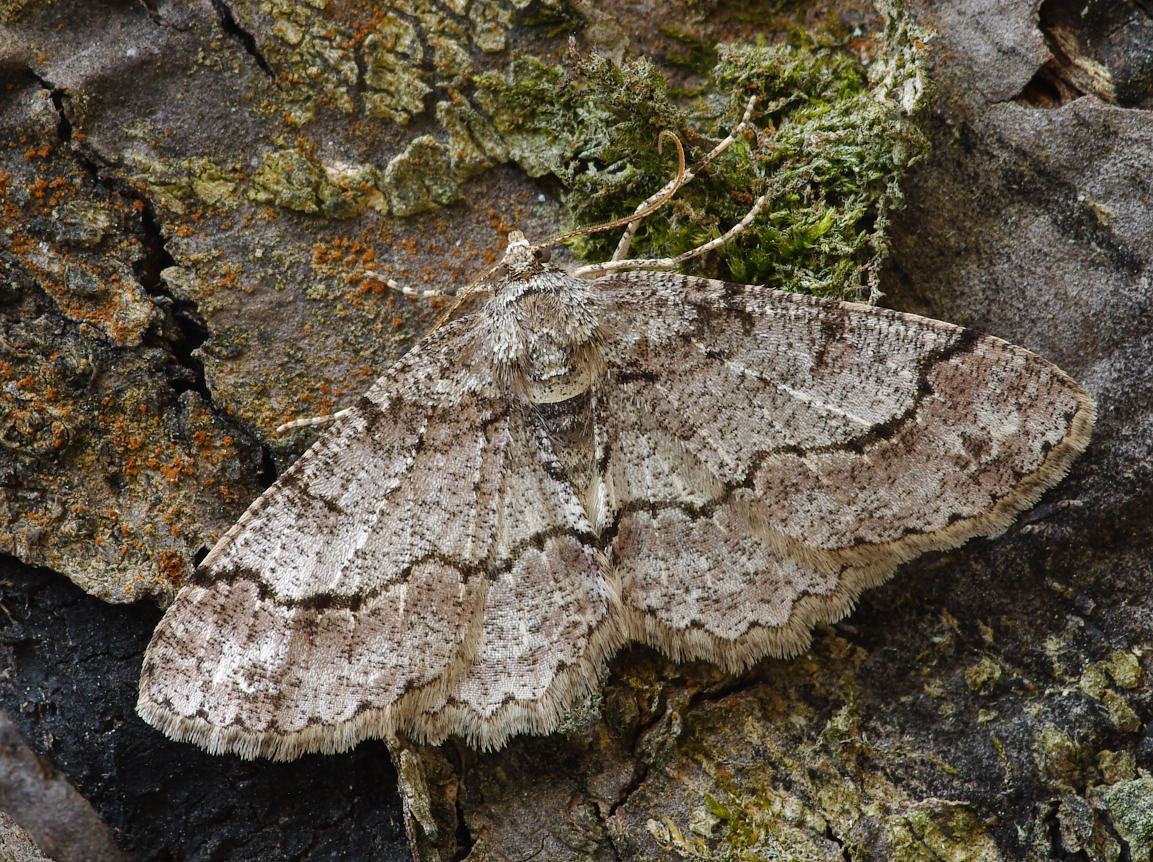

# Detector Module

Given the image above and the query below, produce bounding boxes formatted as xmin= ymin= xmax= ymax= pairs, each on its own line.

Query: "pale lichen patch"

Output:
xmin=383 ymin=135 xmax=460 ymax=217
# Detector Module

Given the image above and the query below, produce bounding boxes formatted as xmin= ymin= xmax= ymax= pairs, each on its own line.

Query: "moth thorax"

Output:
xmin=495 ymin=275 xmax=602 ymax=404
xmin=524 ymin=340 xmax=598 ymax=404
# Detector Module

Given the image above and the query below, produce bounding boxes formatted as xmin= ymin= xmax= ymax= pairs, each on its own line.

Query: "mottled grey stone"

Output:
xmin=0 ymin=714 xmax=126 ymax=862
xmin=0 ymin=813 xmax=54 ymax=862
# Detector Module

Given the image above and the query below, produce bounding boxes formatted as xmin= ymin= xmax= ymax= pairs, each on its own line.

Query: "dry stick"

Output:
xmin=611 ymin=95 xmax=758 ymax=262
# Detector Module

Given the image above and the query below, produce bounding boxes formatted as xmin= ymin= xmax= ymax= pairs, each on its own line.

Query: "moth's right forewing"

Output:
xmin=593 ymin=272 xmax=1094 ymax=669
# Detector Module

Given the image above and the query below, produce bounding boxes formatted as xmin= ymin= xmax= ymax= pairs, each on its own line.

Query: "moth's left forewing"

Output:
xmin=137 ymin=319 xmax=510 ymax=760
xmin=592 ymin=272 xmax=1094 ymax=669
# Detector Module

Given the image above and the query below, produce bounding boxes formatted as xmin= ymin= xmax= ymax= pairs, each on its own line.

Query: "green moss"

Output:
xmin=187 ymin=160 xmax=240 ymax=206
xmin=724 ymin=0 xmax=801 ymax=27
xmin=653 ymin=783 xmax=1003 ymax=861
xmin=1102 ymin=775 xmax=1153 ymax=862
xmin=964 ymin=656 xmax=1003 ymax=695
xmin=1077 ymin=650 xmax=1144 ymax=732
xmin=472 ymin=9 xmax=928 ymax=301
xmin=262 ymin=0 xmax=357 ymax=118
xmin=128 ymin=155 xmax=241 ymax=211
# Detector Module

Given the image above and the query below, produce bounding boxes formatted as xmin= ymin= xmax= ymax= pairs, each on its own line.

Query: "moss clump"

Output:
xmin=473 ymin=13 xmax=927 ymax=302
xmin=1102 ymin=775 xmax=1153 ymax=862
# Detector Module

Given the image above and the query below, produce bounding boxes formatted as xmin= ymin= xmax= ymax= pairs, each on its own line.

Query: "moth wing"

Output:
xmin=139 ymin=317 xmax=517 ymax=759
xmin=593 ymin=271 xmax=1094 ymax=669
xmin=406 ymin=408 xmax=618 ymax=751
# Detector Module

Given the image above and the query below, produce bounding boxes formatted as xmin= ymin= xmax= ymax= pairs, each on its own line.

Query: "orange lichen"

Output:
xmin=23 ymin=143 xmax=53 ymax=160
xmin=157 ymin=548 xmax=189 ymax=587
xmin=159 ymin=456 xmax=195 ymax=483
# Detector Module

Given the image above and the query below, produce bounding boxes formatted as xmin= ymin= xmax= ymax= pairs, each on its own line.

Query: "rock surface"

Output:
xmin=0 ymin=712 xmax=127 ymax=862
xmin=0 ymin=562 xmax=411 ymax=861
xmin=0 ymin=0 xmax=567 ymax=603
xmin=0 ymin=811 xmax=54 ymax=862
xmin=0 ymin=0 xmax=1150 ymax=860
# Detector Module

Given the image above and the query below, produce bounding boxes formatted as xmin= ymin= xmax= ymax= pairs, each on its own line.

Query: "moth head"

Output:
xmin=498 ymin=230 xmax=554 ymax=280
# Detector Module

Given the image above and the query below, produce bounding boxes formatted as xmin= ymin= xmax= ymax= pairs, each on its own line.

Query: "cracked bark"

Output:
xmin=1 ymin=58 xmax=266 ymax=603
xmin=210 ymin=0 xmax=276 ymax=78
xmin=32 ymin=69 xmax=216 ymax=408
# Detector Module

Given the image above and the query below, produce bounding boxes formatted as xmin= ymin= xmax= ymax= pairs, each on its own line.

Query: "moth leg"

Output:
xmin=575 ymin=185 xmax=773 ymax=278
xmin=274 ymin=407 xmax=353 ymax=435
xmin=361 ymin=269 xmax=457 ymax=300
xmin=611 ymin=95 xmax=758 ymax=263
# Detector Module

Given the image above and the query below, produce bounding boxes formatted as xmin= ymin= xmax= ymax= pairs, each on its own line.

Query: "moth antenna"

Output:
xmin=535 ymin=130 xmax=687 ymax=253
xmin=274 ymin=407 xmax=354 ymax=435
xmin=572 ymin=185 xmax=774 ymax=278
xmin=360 ymin=271 xmax=458 ymax=300
xmin=612 ymin=95 xmax=758 ymax=262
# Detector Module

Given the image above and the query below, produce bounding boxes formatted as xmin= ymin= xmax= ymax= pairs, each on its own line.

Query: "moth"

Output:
xmin=137 ymin=123 xmax=1094 ymax=759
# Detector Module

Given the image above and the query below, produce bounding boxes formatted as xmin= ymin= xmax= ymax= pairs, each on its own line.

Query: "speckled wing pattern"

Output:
xmin=138 ymin=254 xmax=1094 ymax=758
xmin=592 ymin=272 xmax=1093 ymax=671
xmin=137 ymin=314 xmax=616 ymax=758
